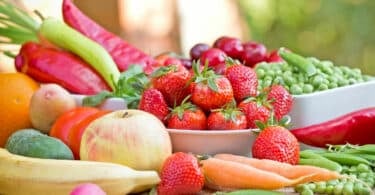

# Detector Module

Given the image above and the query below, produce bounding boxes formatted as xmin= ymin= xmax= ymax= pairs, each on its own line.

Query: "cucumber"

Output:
xmin=5 ymin=129 xmax=73 ymax=160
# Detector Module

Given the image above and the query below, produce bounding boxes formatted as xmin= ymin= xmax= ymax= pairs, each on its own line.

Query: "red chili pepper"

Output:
xmin=15 ymin=42 xmax=111 ymax=95
xmin=62 ymin=0 xmax=158 ymax=74
xmin=291 ymin=107 xmax=375 ymax=147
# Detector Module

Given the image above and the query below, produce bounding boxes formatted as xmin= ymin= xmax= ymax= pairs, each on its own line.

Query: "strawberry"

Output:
xmin=190 ymin=62 xmax=234 ymax=111
xmin=238 ymin=98 xmax=270 ymax=128
xmin=138 ymin=88 xmax=170 ymax=123
xmin=157 ymin=152 xmax=204 ymax=195
xmin=167 ymin=100 xmax=207 ymax=130
xmin=252 ymin=124 xmax=299 ymax=165
xmin=151 ymin=64 xmax=191 ymax=106
xmin=207 ymin=106 xmax=247 ymax=130
xmin=225 ymin=59 xmax=258 ymax=102
xmin=265 ymin=85 xmax=293 ymax=120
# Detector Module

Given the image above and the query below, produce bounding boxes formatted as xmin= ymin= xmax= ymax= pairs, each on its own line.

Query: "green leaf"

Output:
xmin=208 ymin=78 xmax=219 ymax=92
xmin=82 ymin=91 xmax=113 ymax=107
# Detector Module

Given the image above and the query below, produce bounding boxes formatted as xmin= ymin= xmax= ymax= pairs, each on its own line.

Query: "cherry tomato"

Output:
xmin=49 ymin=107 xmax=100 ymax=146
xmin=68 ymin=110 xmax=110 ymax=159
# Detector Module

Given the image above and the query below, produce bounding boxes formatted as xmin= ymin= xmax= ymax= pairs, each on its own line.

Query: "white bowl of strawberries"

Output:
xmin=138 ymin=57 xmax=293 ymax=156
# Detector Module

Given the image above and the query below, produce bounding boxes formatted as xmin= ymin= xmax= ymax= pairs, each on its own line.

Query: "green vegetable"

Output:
xmin=279 ymin=48 xmax=317 ymax=76
xmin=83 ymin=65 xmax=149 ymax=109
xmin=320 ymin=153 xmax=372 ymax=166
xmin=299 ymin=150 xmax=343 ymax=172
xmin=39 ymin=18 xmax=120 ymax=90
xmin=5 ymin=129 xmax=73 ymax=160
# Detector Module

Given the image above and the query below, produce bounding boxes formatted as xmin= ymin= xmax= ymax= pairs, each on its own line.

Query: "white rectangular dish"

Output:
xmin=288 ymin=79 xmax=375 ymax=129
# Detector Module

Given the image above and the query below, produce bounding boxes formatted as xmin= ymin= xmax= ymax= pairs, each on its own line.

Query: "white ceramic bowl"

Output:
xmin=289 ymin=79 xmax=375 ymax=129
xmin=167 ymin=129 xmax=256 ymax=156
xmin=72 ymin=94 xmax=127 ymax=110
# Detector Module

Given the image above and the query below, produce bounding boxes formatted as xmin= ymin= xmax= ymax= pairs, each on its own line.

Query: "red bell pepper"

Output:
xmin=291 ymin=107 xmax=375 ymax=147
xmin=62 ymin=0 xmax=158 ymax=74
xmin=15 ymin=42 xmax=111 ymax=95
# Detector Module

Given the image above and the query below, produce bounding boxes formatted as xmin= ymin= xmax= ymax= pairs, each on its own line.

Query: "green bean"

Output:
xmin=357 ymin=164 xmax=371 ymax=173
xmin=279 ymin=49 xmax=317 ymax=76
xmin=320 ymin=153 xmax=372 ymax=166
xmin=299 ymin=158 xmax=342 ymax=172
xmin=355 ymin=144 xmax=375 ymax=154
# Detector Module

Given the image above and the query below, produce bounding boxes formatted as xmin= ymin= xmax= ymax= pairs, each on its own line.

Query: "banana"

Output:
xmin=0 ymin=148 xmax=160 ymax=195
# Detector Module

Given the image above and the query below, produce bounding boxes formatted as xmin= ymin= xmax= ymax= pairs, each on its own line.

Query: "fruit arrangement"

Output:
xmin=1 ymin=0 xmax=375 ymax=194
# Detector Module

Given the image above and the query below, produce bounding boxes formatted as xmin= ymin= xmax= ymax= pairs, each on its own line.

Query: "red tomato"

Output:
xmin=68 ymin=110 xmax=110 ymax=159
xmin=49 ymin=107 xmax=100 ymax=146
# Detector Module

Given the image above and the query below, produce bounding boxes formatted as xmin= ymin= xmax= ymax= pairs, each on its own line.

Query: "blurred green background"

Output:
xmin=239 ymin=0 xmax=375 ymax=75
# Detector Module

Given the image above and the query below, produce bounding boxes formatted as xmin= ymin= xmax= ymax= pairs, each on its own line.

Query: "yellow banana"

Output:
xmin=0 ymin=148 xmax=160 ymax=195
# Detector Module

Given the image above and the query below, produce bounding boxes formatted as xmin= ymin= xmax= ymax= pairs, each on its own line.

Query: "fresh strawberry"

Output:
xmin=252 ymin=124 xmax=299 ymax=165
xmin=225 ymin=59 xmax=258 ymax=102
xmin=265 ymin=85 xmax=293 ymax=120
xmin=190 ymin=62 xmax=234 ymax=111
xmin=207 ymin=105 xmax=247 ymax=130
xmin=138 ymin=88 xmax=169 ymax=123
xmin=167 ymin=100 xmax=207 ymax=130
xmin=157 ymin=152 xmax=204 ymax=195
xmin=151 ymin=64 xmax=191 ymax=106
xmin=238 ymin=98 xmax=270 ymax=128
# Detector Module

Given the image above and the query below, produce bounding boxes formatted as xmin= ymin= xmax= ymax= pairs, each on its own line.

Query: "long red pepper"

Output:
xmin=291 ymin=107 xmax=375 ymax=147
xmin=15 ymin=42 xmax=111 ymax=95
xmin=62 ymin=0 xmax=158 ymax=74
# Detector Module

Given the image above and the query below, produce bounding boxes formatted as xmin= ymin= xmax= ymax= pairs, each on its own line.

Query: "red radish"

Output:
xmin=241 ymin=41 xmax=267 ymax=67
xmin=199 ymin=48 xmax=227 ymax=74
xmin=190 ymin=43 xmax=210 ymax=60
xmin=214 ymin=37 xmax=244 ymax=59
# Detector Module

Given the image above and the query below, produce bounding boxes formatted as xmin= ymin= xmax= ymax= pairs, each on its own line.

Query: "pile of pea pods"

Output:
xmin=295 ymin=144 xmax=375 ymax=195
xmin=255 ymin=51 xmax=374 ymax=95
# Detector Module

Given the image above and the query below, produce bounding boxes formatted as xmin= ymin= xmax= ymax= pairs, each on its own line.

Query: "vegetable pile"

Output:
xmin=255 ymin=49 xmax=373 ymax=95
xmin=296 ymin=144 xmax=375 ymax=195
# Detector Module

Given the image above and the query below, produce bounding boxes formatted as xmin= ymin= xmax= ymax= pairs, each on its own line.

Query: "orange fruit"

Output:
xmin=0 ymin=73 xmax=39 ymax=146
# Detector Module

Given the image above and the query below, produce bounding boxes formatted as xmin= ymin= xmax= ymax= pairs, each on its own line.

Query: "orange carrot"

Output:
xmin=214 ymin=153 xmax=341 ymax=183
xmin=200 ymin=157 xmax=313 ymax=191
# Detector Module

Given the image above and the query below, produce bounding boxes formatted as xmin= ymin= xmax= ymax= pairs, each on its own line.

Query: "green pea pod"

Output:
xmin=217 ymin=189 xmax=283 ymax=195
xmin=39 ymin=18 xmax=120 ymax=90
xmin=299 ymin=158 xmax=342 ymax=172
xmin=279 ymin=48 xmax=317 ymax=77
xmin=356 ymin=144 xmax=375 ymax=154
xmin=320 ymin=153 xmax=372 ymax=166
